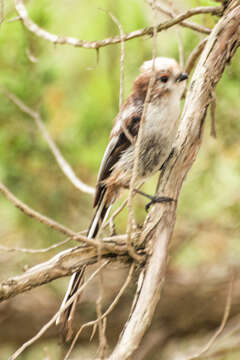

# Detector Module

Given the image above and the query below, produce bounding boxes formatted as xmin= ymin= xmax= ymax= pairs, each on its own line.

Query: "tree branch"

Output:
xmin=9 ymin=260 xmax=109 ymax=360
xmin=108 ymin=3 xmax=240 ymax=359
xmin=0 ymin=179 xmax=128 ymax=251
xmin=0 ymin=181 xmax=76 ymax=237
xmin=0 ymin=241 xmax=129 ymax=302
xmin=4 ymin=90 xmax=94 ymax=195
xmin=14 ymin=0 xmax=221 ymax=49
xmin=151 ymin=0 xmax=212 ymax=34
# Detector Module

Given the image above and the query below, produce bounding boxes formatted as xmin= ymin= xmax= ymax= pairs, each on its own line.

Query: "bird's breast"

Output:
xmin=138 ymin=101 xmax=179 ymax=177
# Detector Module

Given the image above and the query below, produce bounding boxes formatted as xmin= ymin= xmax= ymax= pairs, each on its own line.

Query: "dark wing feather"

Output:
xmin=93 ymin=108 xmax=142 ymax=208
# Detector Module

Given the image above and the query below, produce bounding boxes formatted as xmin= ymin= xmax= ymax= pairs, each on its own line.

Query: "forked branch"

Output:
xmin=14 ymin=0 xmax=221 ymax=49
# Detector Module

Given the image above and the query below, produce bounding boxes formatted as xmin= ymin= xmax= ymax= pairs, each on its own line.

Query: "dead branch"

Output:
xmin=0 ymin=237 xmax=130 ymax=302
xmin=1 ymin=265 xmax=240 ymax=345
xmin=152 ymin=0 xmax=211 ymax=34
xmin=126 ymin=0 xmax=158 ymax=263
xmin=0 ymin=237 xmax=73 ymax=254
xmin=8 ymin=260 xmax=109 ymax=360
xmin=14 ymin=0 xmax=221 ymax=49
xmin=0 ymin=181 xmax=76 ymax=237
xmin=106 ymin=11 xmax=125 ymax=109
xmin=185 ymin=37 xmax=208 ymax=74
xmin=4 ymin=90 xmax=94 ymax=195
xmin=64 ymin=263 xmax=135 ymax=360
xmin=185 ymin=275 xmax=233 ymax=360
xmin=108 ymin=3 xmax=240 ymax=359
xmin=0 ymin=179 xmax=126 ymax=252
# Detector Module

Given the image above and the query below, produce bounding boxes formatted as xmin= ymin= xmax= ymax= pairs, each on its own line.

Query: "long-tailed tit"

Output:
xmin=57 ymin=57 xmax=188 ymax=338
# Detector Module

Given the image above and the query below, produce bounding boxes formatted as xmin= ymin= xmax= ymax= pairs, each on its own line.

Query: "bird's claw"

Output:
xmin=145 ymin=196 xmax=174 ymax=212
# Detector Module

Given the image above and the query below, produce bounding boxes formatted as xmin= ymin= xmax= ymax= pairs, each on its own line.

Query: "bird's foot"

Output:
xmin=133 ymin=189 xmax=174 ymax=212
xmin=145 ymin=195 xmax=174 ymax=212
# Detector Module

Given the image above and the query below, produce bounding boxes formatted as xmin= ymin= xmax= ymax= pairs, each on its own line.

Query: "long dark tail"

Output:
xmin=56 ymin=192 xmax=110 ymax=341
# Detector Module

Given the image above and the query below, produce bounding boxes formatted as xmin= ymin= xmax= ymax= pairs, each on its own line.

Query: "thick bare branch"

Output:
xmin=109 ymin=3 xmax=240 ymax=359
xmin=0 ymin=242 xmax=128 ymax=302
xmin=14 ymin=0 xmax=221 ymax=49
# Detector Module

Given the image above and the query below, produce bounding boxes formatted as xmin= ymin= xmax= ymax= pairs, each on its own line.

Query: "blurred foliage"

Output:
xmin=0 ymin=0 xmax=240 ymax=358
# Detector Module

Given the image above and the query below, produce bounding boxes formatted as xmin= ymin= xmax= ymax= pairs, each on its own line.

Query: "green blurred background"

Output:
xmin=0 ymin=0 xmax=240 ymax=359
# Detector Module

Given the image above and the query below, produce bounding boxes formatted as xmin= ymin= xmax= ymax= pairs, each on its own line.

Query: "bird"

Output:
xmin=56 ymin=57 xmax=188 ymax=340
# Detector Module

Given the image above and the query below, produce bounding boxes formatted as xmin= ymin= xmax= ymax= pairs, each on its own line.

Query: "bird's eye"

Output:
xmin=160 ymin=75 xmax=169 ymax=83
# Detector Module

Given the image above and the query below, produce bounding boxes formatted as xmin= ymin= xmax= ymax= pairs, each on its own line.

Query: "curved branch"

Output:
xmin=15 ymin=0 xmax=221 ymax=49
xmin=0 ymin=180 xmax=124 ymax=250
xmin=108 ymin=3 xmax=240 ymax=359
xmin=4 ymin=90 xmax=94 ymax=195
xmin=0 ymin=181 xmax=76 ymax=237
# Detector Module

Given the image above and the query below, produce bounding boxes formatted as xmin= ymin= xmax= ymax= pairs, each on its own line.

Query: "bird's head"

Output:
xmin=133 ymin=57 xmax=188 ymax=102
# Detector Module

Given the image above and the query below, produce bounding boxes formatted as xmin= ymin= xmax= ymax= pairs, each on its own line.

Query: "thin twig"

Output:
xmin=26 ymin=47 xmax=38 ymax=63
xmin=14 ymin=0 xmax=221 ymax=49
xmin=96 ymin=282 xmax=108 ymax=358
xmin=121 ymin=122 xmax=135 ymax=144
xmin=153 ymin=0 xmax=186 ymax=66
xmin=185 ymin=37 xmax=208 ymax=74
xmin=126 ymin=0 xmax=158 ymax=262
xmin=103 ymin=180 xmax=145 ymax=232
xmin=153 ymin=0 xmax=212 ymax=34
xmin=185 ymin=275 xmax=233 ymax=360
xmin=0 ymin=181 xmax=76 ymax=237
xmin=104 ymin=199 xmax=128 ymax=233
xmin=0 ymin=238 xmax=73 ymax=254
xmin=176 ymin=29 xmax=184 ymax=68
xmin=8 ymin=260 xmax=109 ymax=360
xmin=3 ymin=90 xmax=94 ymax=195
xmin=7 ymin=16 xmax=21 ymax=23
xmin=0 ymin=175 xmax=109 ymax=251
xmin=64 ymin=263 xmax=135 ymax=360
xmin=107 ymin=11 xmax=125 ymax=109
xmin=210 ymin=90 xmax=217 ymax=138
xmin=94 ymin=201 xmax=108 ymax=358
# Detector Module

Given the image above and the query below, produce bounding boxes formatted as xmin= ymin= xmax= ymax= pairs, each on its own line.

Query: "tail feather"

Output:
xmin=88 ymin=194 xmax=109 ymax=238
xmin=56 ymin=192 xmax=110 ymax=340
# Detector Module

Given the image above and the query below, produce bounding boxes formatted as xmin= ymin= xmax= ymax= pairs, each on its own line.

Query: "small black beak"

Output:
xmin=176 ymin=72 xmax=188 ymax=82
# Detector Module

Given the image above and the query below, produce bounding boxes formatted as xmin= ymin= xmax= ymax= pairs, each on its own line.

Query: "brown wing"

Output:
xmin=93 ymin=110 xmax=142 ymax=208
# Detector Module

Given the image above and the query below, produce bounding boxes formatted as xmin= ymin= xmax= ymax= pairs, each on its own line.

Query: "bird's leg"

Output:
xmin=134 ymin=189 xmax=174 ymax=212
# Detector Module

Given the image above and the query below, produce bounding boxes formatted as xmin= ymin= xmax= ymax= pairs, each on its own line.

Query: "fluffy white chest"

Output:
xmin=143 ymin=95 xmax=180 ymax=138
